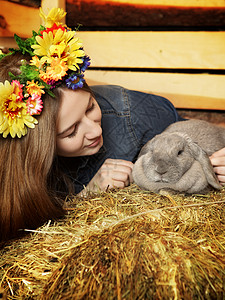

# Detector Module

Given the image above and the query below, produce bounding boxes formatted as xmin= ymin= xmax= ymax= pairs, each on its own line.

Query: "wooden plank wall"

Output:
xmin=0 ymin=0 xmax=225 ymax=110
xmin=80 ymin=31 xmax=225 ymax=110
xmin=66 ymin=0 xmax=225 ymax=110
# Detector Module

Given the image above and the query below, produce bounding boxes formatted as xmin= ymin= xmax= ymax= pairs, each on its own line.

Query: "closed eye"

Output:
xmin=86 ymin=100 xmax=95 ymax=113
xmin=67 ymin=125 xmax=78 ymax=138
xmin=67 ymin=99 xmax=95 ymax=139
xmin=61 ymin=96 xmax=95 ymax=139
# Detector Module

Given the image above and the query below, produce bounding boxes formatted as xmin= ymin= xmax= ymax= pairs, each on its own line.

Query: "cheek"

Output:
xmin=94 ymin=103 xmax=102 ymax=121
xmin=57 ymin=137 xmax=83 ymax=156
xmin=98 ymin=107 xmax=102 ymax=120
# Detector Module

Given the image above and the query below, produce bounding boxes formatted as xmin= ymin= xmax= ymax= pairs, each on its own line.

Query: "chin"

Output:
xmin=84 ymin=137 xmax=103 ymax=156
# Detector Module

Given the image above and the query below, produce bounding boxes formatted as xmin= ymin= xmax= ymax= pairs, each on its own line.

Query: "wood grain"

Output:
xmin=67 ymin=0 xmax=225 ymax=7
xmin=86 ymin=70 xmax=225 ymax=110
xmin=79 ymin=31 xmax=225 ymax=70
xmin=0 ymin=1 xmax=224 ymax=110
xmin=0 ymin=1 xmax=40 ymax=38
xmin=66 ymin=1 xmax=225 ymax=27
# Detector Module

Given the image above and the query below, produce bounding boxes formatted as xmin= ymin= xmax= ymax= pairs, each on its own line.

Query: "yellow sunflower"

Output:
xmin=0 ymin=81 xmax=38 ymax=138
xmin=39 ymin=7 xmax=66 ymax=28
xmin=32 ymin=29 xmax=85 ymax=71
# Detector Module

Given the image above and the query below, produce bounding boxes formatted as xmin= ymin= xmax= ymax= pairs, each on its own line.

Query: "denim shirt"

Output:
xmin=58 ymin=85 xmax=184 ymax=194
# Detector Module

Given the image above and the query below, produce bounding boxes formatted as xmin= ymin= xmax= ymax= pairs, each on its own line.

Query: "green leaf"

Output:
xmin=40 ymin=81 xmax=56 ymax=98
xmin=14 ymin=34 xmax=35 ymax=56
xmin=46 ymin=89 xmax=56 ymax=98
xmin=20 ymin=64 xmax=40 ymax=81
xmin=37 ymin=25 xmax=46 ymax=35
xmin=8 ymin=71 xmax=16 ymax=80
xmin=8 ymin=64 xmax=40 ymax=84
xmin=0 ymin=53 xmax=7 ymax=60
xmin=0 ymin=51 xmax=15 ymax=61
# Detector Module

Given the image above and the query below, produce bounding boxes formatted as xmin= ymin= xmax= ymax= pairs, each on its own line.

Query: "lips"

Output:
xmin=87 ymin=136 xmax=102 ymax=148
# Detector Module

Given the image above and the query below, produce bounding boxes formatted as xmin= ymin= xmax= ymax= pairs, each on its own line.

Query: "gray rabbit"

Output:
xmin=132 ymin=119 xmax=225 ymax=194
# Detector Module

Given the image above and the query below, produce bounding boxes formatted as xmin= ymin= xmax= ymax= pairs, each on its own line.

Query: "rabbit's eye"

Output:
xmin=177 ymin=150 xmax=183 ymax=156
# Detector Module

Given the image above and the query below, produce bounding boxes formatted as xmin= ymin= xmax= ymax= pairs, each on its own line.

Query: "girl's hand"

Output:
xmin=210 ymin=147 xmax=225 ymax=185
xmin=82 ymin=158 xmax=134 ymax=194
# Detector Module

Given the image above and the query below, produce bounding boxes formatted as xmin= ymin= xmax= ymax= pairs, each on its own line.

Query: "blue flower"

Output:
xmin=65 ymin=74 xmax=84 ymax=90
xmin=80 ymin=56 xmax=91 ymax=72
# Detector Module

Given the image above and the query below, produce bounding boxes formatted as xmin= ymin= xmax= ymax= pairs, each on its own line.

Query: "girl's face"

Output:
xmin=56 ymin=88 xmax=103 ymax=157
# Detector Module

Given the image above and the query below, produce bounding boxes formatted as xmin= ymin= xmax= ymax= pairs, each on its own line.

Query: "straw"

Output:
xmin=0 ymin=185 xmax=224 ymax=299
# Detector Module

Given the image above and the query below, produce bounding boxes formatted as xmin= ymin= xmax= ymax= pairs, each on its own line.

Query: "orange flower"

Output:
xmin=26 ymin=80 xmax=45 ymax=97
xmin=30 ymin=56 xmax=42 ymax=68
xmin=45 ymin=58 xmax=68 ymax=81
xmin=39 ymin=71 xmax=51 ymax=84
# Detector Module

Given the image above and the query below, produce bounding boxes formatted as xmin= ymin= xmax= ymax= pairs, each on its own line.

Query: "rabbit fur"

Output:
xmin=132 ymin=119 xmax=225 ymax=194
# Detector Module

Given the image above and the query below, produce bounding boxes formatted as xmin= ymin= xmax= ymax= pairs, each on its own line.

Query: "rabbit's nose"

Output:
xmin=155 ymin=170 xmax=167 ymax=175
xmin=155 ymin=166 xmax=167 ymax=175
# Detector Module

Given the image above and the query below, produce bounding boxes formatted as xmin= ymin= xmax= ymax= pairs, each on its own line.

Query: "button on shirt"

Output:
xmin=58 ymin=85 xmax=184 ymax=194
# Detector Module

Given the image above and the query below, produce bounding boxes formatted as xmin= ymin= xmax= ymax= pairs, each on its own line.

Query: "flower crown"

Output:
xmin=0 ymin=7 xmax=90 ymax=138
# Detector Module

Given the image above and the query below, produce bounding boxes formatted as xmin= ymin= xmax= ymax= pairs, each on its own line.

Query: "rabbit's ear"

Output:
xmin=138 ymin=143 xmax=151 ymax=157
xmin=138 ymin=135 xmax=159 ymax=157
xmin=182 ymin=135 xmax=222 ymax=190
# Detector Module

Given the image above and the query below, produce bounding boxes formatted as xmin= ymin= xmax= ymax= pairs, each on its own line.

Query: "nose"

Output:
xmin=83 ymin=116 xmax=102 ymax=140
xmin=155 ymin=167 xmax=167 ymax=175
xmin=155 ymin=160 xmax=168 ymax=175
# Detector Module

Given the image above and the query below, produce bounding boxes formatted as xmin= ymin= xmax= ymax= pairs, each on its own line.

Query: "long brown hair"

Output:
xmin=0 ymin=52 xmax=66 ymax=243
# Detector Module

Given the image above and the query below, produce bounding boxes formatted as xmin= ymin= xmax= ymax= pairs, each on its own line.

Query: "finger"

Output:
xmin=102 ymin=162 xmax=133 ymax=179
xmin=129 ymin=172 xmax=134 ymax=183
xmin=104 ymin=180 xmax=125 ymax=190
xmin=211 ymin=156 xmax=225 ymax=167
xmin=213 ymin=166 xmax=225 ymax=184
xmin=217 ymin=174 xmax=225 ymax=184
xmin=105 ymin=158 xmax=134 ymax=168
xmin=210 ymin=147 xmax=225 ymax=158
xmin=111 ymin=162 xmax=133 ymax=184
xmin=111 ymin=169 xmax=131 ymax=182
xmin=97 ymin=172 xmax=129 ymax=189
xmin=112 ymin=177 xmax=131 ymax=188
xmin=124 ymin=177 xmax=130 ymax=186
xmin=213 ymin=166 xmax=225 ymax=175
xmin=105 ymin=172 xmax=131 ymax=190
xmin=113 ymin=180 xmax=126 ymax=189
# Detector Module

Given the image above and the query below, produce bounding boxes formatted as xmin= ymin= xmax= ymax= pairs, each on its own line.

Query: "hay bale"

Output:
xmin=0 ymin=185 xmax=224 ymax=299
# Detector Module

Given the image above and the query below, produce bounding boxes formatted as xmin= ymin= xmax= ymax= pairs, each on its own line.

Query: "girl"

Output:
xmin=0 ymin=8 xmax=224 ymax=243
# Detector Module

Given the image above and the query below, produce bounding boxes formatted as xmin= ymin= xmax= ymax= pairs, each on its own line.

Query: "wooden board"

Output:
xmin=78 ymin=31 xmax=225 ymax=70
xmin=98 ymin=0 xmax=225 ymax=6
xmin=86 ymin=70 xmax=225 ymax=110
xmin=41 ymin=0 xmax=66 ymax=15
xmin=0 ymin=1 xmax=40 ymax=38
xmin=66 ymin=0 xmax=225 ymax=27
xmin=4 ymin=31 xmax=224 ymax=70
xmin=0 ymin=1 xmax=224 ymax=110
